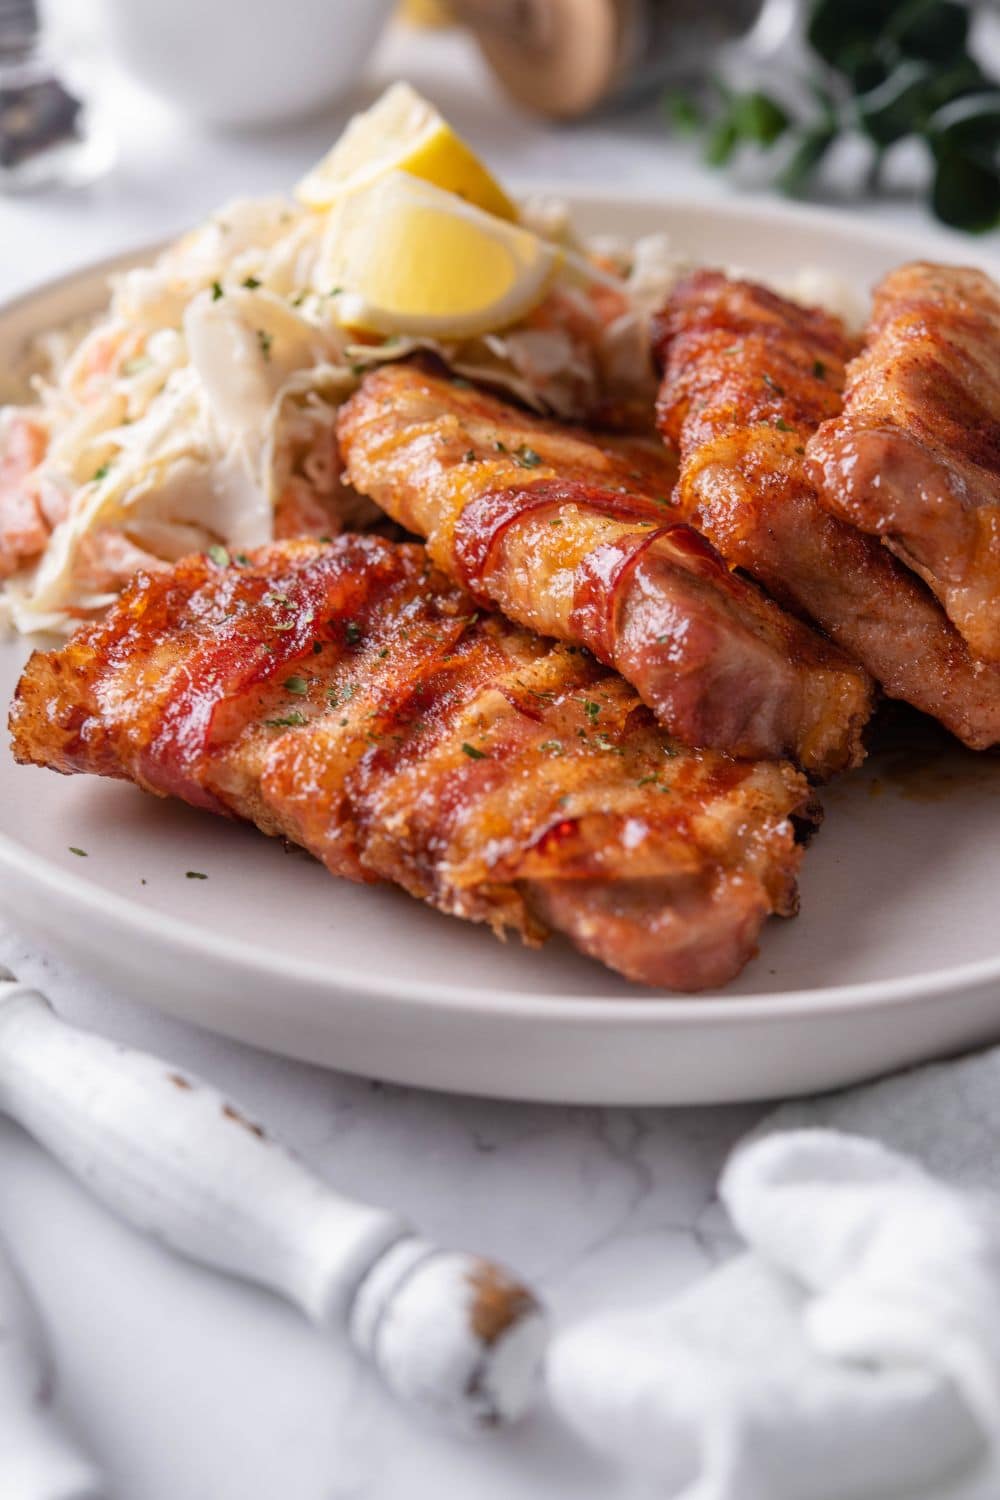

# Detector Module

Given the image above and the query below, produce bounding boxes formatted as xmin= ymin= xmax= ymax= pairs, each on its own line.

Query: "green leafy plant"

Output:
xmin=666 ymin=0 xmax=1000 ymax=231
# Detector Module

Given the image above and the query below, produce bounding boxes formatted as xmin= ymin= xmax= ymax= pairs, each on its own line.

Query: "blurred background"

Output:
xmin=2 ymin=0 xmax=999 ymax=297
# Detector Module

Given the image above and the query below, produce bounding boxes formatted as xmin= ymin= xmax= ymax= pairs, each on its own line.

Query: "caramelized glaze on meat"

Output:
xmin=654 ymin=270 xmax=1000 ymax=750
xmin=9 ymin=536 xmax=818 ymax=992
xmin=337 ymin=365 xmax=872 ymax=777
xmin=808 ymin=262 xmax=1000 ymax=663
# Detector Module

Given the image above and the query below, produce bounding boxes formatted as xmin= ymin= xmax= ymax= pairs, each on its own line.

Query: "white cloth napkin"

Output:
xmin=548 ymin=1047 xmax=1000 ymax=1499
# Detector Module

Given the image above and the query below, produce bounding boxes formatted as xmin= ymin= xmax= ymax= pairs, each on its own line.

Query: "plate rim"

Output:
xmin=2 ymin=188 xmax=999 ymax=1022
xmin=1 ymin=824 xmax=1000 ymax=1019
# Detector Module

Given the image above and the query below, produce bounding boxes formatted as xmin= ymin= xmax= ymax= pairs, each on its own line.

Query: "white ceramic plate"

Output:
xmin=2 ymin=192 xmax=1000 ymax=1105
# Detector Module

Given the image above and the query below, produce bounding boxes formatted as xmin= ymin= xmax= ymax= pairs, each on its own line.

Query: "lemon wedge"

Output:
xmin=296 ymin=81 xmax=515 ymax=221
xmin=318 ymin=172 xmax=559 ymax=341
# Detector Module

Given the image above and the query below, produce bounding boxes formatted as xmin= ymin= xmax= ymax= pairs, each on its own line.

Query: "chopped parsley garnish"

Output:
xmin=265 ymin=591 xmax=297 ymax=633
xmin=812 ymin=359 xmax=826 ymax=379
xmin=378 ymin=646 xmax=389 ymax=658
xmin=493 ymin=439 xmax=508 ymax=453
xmin=461 ymin=742 xmax=487 ymax=759
xmin=241 ymin=275 xmax=261 ymax=289
xmin=211 ymin=281 xmax=224 ymax=301
xmin=92 ymin=462 xmax=111 ymax=482
xmin=256 ymin=329 xmax=273 ymax=361
xmin=68 ymin=846 xmax=87 ymax=857
xmin=345 ymin=620 xmax=362 ymax=645
xmin=312 ymin=640 xmax=323 ymax=654
xmin=549 ymin=518 xmax=562 ymax=526
xmin=349 ymin=362 xmax=366 ymax=377
xmin=637 ymin=775 xmax=658 ymax=787
xmin=581 ymin=699 xmax=600 ymax=722
xmin=327 ymin=286 xmax=343 ymax=297
xmin=185 ymin=870 xmax=208 ymax=879
xmin=235 ymin=553 xmax=252 ymax=567
xmin=290 ymin=291 xmax=306 ymax=307
xmin=514 ymin=444 xmax=542 ymax=468
xmin=284 ymin=675 xmax=308 ymax=696
xmin=539 ymin=740 xmax=564 ymax=755
xmin=774 ymin=417 xmax=794 ymax=433
xmin=463 ymin=449 xmax=477 ymax=463
xmin=207 ymin=544 xmax=230 ymax=567
xmin=265 ymin=712 xmax=307 ymax=728
xmin=763 ymin=373 xmax=785 ymax=396
xmin=328 ymin=682 xmax=356 ymax=708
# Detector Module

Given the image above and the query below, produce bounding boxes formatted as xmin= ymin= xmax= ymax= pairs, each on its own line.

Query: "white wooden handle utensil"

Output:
xmin=0 ymin=968 xmax=546 ymax=1427
xmin=0 ymin=1234 xmax=104 ymax=1499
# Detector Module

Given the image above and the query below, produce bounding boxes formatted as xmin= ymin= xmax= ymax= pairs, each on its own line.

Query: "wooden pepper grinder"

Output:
xmin=451 ymin=0 xmax=764 ymax=119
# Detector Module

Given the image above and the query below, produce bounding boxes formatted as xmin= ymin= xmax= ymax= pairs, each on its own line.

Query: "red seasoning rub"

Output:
xmin=337 ymin=364 xmax=872 ymax=777
xmin=9 ymin=535 xmax=818 ymax=992
xmin=807 ymin=262 xmax=1000 ymax=665
xmin=654 ymin=269 xmax=1000 ymax=750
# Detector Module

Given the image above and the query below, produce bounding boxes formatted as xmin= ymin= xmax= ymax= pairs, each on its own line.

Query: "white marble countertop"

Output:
xmin=0 ymin=15 xmax=978 ymax=1499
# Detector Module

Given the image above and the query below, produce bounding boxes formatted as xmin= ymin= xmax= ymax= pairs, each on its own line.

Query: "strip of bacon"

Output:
xmin=9 ymin=535 xmax=818 ymax=992
xmin=336 ymin=364 xmax=872 ymax=777
xmin=807 ymin=262 xmax=1000 ymax=664
xmin=654 ymin=270 xmax=1000 ymax=751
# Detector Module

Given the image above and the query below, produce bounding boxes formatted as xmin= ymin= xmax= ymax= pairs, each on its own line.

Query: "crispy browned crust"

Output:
xmin=9 ymin=535 xmax=818 ymax=992
xmin=336 ymin=364 xmax=872 ymax=776
xmin=808 ymin=261 xmax=1000 ymax=663
xmin=654 ymin=269 xmax=1000 ymax=750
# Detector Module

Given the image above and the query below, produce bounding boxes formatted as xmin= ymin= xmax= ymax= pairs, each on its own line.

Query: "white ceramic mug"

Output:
xmin=103 ymin=0 xmax=395 ymax=127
